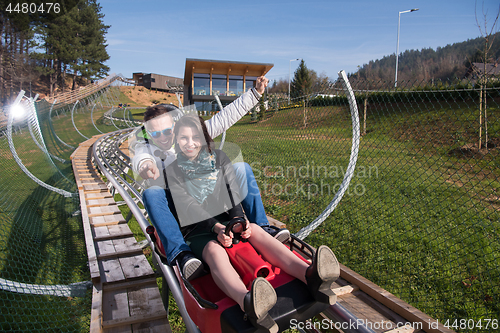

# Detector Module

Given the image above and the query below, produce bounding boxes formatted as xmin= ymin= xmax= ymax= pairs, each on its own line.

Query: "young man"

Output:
xmin=131 ymin=76 xmax=290 ymax=280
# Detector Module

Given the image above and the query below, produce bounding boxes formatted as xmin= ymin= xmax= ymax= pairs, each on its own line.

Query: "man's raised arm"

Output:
xmin=206 ymin=76 xmax=269 ymax=139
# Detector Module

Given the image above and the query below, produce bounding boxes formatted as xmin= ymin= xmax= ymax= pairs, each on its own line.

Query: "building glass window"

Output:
xmin=212 ymin=74 xmax=227 ymax=96
xmin=245 ymin=76 xmax=257 ymax=92
xmin=195 ymin=101 xmax=210 ymax=112
xmin=228 ymin=75 xmax=244 ymax=96
xmin=193 ymin=73 xmax=210 ymax=95
xmin=195 ymin=100 xmax=220 ymax=112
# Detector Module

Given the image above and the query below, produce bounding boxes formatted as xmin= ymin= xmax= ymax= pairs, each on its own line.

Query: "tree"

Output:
xmin=37 ymin=5 xmax=81 ymax=94
xmin=290 ymin=59 xmax=312 ymax=99
xmin=268 ymin=78 xmax=288 ymax=94
xmin=474 ymin=1 xmax=499 ymax=149
xmin=311 ymin=71 xmax=330 ymax=94
xmin=0 ymin=0 xmax=82 ymax=101
xmin=0 ymin=5 xmax=34 ymax=102
xmin=290 ymin=60 xmax=314 ymax=128
xmin=75 ymin=0 xmax=110 ymax=86
xmin=257 ymin=91 xmax=266 ymax=121
xmin=32 ymin=0 xmax=109 ymax=95
xmin=354 ymin=32 xmax=500 ymax=85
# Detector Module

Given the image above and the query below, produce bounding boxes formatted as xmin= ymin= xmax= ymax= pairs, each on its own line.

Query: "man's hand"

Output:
xmin=139 ymin=160 xmax=160 ymax=180
xmin=255 ymin=76 xmax=269 ymax=95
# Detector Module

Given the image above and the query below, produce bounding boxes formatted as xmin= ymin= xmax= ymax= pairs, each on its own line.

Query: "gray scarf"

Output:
xmin=177 ymin=149 xmax=219 ymax=204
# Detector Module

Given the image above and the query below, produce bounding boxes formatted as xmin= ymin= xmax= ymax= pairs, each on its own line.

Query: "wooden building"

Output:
xmin=183 ymin=59 xmax=273 ymax=111
xmin=133 ymin=73 xmax=183 ymax=92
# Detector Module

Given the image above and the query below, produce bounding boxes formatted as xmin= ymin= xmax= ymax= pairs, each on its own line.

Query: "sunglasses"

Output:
xmin=148 ymin=126 xmax=174 ymax=139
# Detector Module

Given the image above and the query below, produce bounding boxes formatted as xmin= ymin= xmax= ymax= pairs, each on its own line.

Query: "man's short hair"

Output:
xmin=143 ymin=104 xmax=183 ymax=122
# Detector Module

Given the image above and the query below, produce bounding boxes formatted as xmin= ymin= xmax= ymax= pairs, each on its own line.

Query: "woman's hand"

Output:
xmin=214 ymin=223 xmax=233 ymax=247
xmin=240 ymin=220 xmax=251 ymax=239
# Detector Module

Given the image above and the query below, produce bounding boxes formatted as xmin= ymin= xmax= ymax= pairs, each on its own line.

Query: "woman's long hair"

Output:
xmin=174 ymin=114 xmax=215 ymax=155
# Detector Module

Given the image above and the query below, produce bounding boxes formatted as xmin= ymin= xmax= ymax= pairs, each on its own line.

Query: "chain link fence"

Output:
xmin=225 ymin=75 xmax=500 ymax=331
xmin=0 ymin=80 xmax=131 ymax=332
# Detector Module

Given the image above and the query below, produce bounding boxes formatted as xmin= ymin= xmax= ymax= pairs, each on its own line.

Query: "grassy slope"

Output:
xmin=223 ymin=102 xmax=500 ymax=323
xmin=130 ymin=99 xmax=499 ymax=328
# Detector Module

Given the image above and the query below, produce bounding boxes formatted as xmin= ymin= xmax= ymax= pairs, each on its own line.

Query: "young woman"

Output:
xmin=166 ymin=114 xmax=340 ymax=333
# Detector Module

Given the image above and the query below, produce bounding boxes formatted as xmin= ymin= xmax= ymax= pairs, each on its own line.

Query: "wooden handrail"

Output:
xmin=44 ymin=74 xmax=123 ymax=105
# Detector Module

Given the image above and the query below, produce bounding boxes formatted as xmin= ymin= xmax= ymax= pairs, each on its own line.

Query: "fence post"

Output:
xmin=363 ymin=97 xmax=368 ymax=136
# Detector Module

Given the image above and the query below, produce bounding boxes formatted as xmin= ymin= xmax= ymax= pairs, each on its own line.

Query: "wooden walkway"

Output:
xmin=71 ymin=135 xmax=171 ymax=333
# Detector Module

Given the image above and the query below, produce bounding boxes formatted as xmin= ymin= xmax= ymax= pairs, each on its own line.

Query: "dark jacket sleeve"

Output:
xmin=217 ymin=151 xmax=244 ymax=220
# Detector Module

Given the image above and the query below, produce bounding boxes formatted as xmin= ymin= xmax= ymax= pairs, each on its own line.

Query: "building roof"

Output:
xmin=133 ymin=72 xmax=182 ymax=81
xmin=184 ymin=58 xmax=274 ymax=84
xmin=470 ymin=62 xmax=500 ymax=76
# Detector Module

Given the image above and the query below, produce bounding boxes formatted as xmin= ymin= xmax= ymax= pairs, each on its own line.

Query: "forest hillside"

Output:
xmin=353 ymin=32 xmax=500 ymax=83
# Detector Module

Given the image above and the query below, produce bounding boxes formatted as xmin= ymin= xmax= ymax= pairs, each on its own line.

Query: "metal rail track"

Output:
xmin=93 ymin=128 xmax=201 ymax=333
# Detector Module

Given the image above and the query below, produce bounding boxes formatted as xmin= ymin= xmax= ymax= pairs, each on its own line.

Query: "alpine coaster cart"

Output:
xmin=147 ymin=217 xmax=335 ymax=333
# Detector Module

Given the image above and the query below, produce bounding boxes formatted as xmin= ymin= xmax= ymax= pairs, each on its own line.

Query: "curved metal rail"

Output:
xmin=295 ymin=70 xmax=360 ymax=240
xmin=8 ymin=91 xmax=76 ymax=198
xmin=48 ymin=98 xmax=75 ymax=150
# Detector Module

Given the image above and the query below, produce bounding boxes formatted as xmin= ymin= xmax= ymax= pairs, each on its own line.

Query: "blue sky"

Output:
xmin=100 ymin=0 xmax=499 ymax=82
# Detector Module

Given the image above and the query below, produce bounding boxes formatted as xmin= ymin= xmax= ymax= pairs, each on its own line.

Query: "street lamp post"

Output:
xmin=289 ymin=58 xmax=301 ymax=104
xmin=395 ymin=8 xmax=419 ymax=87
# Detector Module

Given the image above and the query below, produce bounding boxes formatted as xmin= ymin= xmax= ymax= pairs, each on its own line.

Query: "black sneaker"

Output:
xmin=176 ymin=251 xmax=204 ymax=281
xmin=262 ymin=226 xmax=290 ymax=243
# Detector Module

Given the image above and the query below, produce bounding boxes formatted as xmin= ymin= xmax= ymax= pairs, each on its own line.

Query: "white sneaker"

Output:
xmin=262 ymin=226 xmax=291 ymax=243
xmin=177 ymin=252 xmax=204 ymax=281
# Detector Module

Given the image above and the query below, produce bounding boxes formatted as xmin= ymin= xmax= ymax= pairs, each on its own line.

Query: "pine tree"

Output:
xmin=0 ymin=7 xmax=34 ymax=101
xmin=258 ymin=92 xmax=266 ymax=121
xmin=76 ymin=0 xmax=110 ymax=85
xmin=290 ymin=60 xmax=314 ymax=128
xmin=32 ymin=0 xmax=109 ymax=94
xmin=33 ymin=7 xmax=79 ymax=95
xmin=54 ymin=5 xmax=81 ymax=92
xmin=290 ymin=60 xmax=312 ymax=99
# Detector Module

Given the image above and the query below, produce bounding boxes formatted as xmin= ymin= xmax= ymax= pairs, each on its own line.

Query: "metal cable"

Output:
xmin=295 ymin=70 xmax=360 ymax=240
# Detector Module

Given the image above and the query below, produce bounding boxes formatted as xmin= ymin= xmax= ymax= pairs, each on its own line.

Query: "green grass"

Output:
xmin=128 ymin=108 xmax=147 ymax=120
xmin=0 ymin=130 xmax=90 ymax=332
xmin=226 ymin=103 xmax=500 ymax=325
xmin=47 ymin=107 xmax=128 ymax=146
xmin=0 ymin=95 xmax=126 ymax=331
